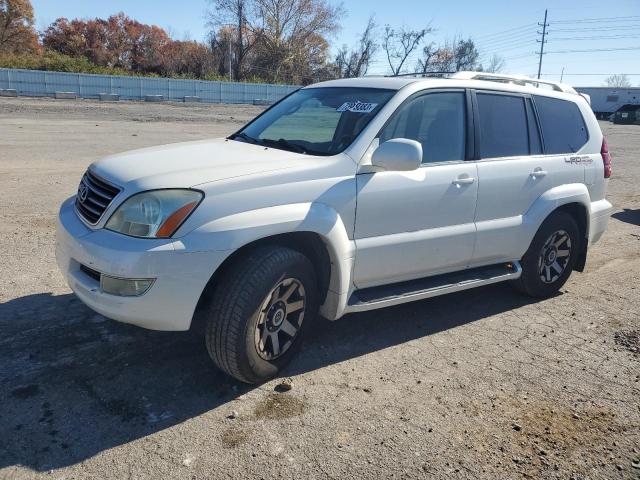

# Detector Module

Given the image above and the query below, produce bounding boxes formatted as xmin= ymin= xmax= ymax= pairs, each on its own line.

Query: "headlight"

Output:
xmin=106 ymin=189 xmax=203 ymax=238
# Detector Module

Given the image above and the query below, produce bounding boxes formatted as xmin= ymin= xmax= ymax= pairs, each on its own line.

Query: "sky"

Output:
xmin=30 ymin=0 xmax=640 ymax=87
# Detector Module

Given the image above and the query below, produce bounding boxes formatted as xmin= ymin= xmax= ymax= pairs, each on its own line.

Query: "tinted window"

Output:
xmin=533 ymin=95 xmax=588 ymax=154
xmin=239 ymin=87 xmax=395 ymax=156
xmin=379 ymin=92 xmax=466 ymax=163
xmin=477 ymin=93 xmax=529 ymax=158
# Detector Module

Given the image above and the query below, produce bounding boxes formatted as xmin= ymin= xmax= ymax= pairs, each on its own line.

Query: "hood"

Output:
xmin=91 ymin=138 xmax=310 ymax=191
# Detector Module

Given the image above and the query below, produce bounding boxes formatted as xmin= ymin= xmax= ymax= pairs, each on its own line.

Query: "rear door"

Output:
xmin=471 ymin=91 xmax=588 ymax=266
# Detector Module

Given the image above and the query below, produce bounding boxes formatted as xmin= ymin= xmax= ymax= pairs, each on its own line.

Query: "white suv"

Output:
xmin=56 ymin=72 xmax=613 ymax=383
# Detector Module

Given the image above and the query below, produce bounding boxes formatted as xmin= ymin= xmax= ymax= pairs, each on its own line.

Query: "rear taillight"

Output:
xmin=601 ymin=137 xmax=612 ymax=178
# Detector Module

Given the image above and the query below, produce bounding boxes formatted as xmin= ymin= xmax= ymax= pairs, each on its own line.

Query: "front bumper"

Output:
xmin=56 ymin=197 xmax=229 ymax=331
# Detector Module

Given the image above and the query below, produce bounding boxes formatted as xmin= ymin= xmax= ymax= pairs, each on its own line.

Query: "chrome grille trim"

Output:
xmin=75 ymin=170 xmax=121 ymax=225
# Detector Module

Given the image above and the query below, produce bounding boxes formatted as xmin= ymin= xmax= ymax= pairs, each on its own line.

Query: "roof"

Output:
xmin=308 ymin=72 xmax=582 ymax=99
xmin=305 ymin=72 xmax=589 ymax=102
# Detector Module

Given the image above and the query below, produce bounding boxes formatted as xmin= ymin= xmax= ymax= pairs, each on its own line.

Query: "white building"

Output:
xmin=576 ymin=87 xmax=640 ymax=119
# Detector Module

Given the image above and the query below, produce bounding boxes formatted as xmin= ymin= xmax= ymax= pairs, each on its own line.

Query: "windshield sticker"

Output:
xmin=337 ymin=101 xmax=378 ymax=113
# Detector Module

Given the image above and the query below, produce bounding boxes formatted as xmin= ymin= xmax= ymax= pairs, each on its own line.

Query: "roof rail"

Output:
xmin=385 ymin=71 xmax=455 ymax=78
xmin=450 ymin=71 xmax=578 ymax=94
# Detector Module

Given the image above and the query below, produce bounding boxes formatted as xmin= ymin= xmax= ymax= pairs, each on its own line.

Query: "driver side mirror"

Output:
xmin=371 ymin=138 xmax=422 ymax=172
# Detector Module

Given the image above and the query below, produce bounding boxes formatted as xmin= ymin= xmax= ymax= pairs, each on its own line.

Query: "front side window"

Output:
xmin=533 ymin=95 xmax=588 ymax=154
xmin=379 ymin=92 xmax=466 ymax=163
xmin=477 ymin=93 xmax=529 ymax=158
xmin=236 ymin=87 xmax=395 ymax=156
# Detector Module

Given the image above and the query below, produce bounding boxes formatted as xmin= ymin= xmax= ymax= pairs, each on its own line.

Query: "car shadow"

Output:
xmin=0 ymin=283 xmax=536 ymax=471
xmin=611 ymin=208 xmax=640 ymax=227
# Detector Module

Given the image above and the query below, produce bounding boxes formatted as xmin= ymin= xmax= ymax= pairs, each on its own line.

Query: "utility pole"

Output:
xmin=536 ymin=9 xmax=549 ymax=79
xmin=229 ymin=41 xmax=233 ymax=82
xmin=560 ymin=66 xmax=565 ymax=82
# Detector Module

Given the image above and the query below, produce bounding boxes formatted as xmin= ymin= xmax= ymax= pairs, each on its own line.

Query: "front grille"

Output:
xmin=75 ymin=170 xmax=121 ymax=224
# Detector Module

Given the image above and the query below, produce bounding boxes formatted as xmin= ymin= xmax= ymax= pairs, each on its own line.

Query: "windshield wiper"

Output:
xmin=260 ymin=138 xmax=307 ymax=154
xmin=229 ymin=132 xmax=259 ymax=144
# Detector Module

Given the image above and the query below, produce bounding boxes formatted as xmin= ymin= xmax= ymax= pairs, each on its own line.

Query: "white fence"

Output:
xmin=0 ymin=68 xmax=299 ymax=104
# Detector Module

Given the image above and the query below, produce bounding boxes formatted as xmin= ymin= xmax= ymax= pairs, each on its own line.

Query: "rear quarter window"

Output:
xmin=533 ymin=95 xmax=588 ymax=154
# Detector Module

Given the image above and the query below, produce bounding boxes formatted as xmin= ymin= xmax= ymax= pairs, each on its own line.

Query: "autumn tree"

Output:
xmin=42 ymin=12 xmax=216 ymax=78
xmin=0 ymin=0 xmax=38 ymax=53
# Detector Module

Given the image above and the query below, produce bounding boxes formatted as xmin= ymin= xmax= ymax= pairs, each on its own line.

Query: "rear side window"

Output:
xmin=476 ymin=93 xmax=529 ymax=158
xmin=533 ymin=95 xmax=588 ymax=154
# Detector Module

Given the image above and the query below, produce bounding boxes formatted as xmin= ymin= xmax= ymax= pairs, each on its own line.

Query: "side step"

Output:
xmin=346 ymin=262 xmax=521 ymax=313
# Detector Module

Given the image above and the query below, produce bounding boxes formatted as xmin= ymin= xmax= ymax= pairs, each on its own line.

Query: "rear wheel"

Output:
xmin=204 ymin=246 xmax=318 ymax=384
xmin=514 ymin=211 xmax=580 ymax=298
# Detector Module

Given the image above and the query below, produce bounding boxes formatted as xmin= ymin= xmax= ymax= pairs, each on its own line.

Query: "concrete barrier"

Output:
xmin=99 ymin=93 xmax=120 ymax=102
xmin=54 ymin=91 xmax=78 ymax=99
xmin=183 ymin=96 xmax=201 ymax=103
xmin=0 ymin=89 xmax=18 ymax=97
xmin=144 ymin=95 xmax=165 ymax=102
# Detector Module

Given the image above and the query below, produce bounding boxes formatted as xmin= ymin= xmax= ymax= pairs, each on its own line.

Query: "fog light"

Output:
xmin=100 ymin=275 xmax=154 ymax=297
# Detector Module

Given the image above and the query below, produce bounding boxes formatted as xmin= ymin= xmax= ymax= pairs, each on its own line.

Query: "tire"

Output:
xmin=513 ymin=211 xmax=581 ymax=298
xmin=204 ymin=246 xmax=319 ymax=384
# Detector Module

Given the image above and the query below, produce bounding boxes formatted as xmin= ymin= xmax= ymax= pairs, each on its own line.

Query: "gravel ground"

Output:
xmin=0 ymin=97 xmax=639 ymax=480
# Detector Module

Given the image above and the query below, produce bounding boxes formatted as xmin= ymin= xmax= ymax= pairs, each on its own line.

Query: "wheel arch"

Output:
xmin=189 ymin=203 xmax=354 ymax=332
xmin=524 ymin=185 xmax=590 ymax=273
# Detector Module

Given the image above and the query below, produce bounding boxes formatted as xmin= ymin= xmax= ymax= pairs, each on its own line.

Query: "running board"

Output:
xmin=346 ymin=262 xmax=521 ymax=313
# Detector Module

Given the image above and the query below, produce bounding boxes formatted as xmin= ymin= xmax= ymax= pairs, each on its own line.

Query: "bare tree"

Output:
xmin=481 ymin=53 xmax=505 ymax=73
xmin=382 ymin=25 xmax=430 ymax=75
xmin=416 ymin=37 xmax=480 ymax=74
xmin=206 ymin=0 xmax=256 ymax=80
xmin=605 ymin=74 xmax=631 ymax=88
xmin=208 ymin=0 xmax=342 ymax=84
xmin=250 ymin=0 xmax=344 ymax=84
xmin=335 ymin=16 xmax=377 ymax=78
xmin=452 ymin=38 xmax=479 ymax=71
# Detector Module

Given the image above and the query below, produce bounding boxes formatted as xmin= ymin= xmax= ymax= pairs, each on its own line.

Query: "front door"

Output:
xmin=353 ymin=90 xmax=478 ymax=289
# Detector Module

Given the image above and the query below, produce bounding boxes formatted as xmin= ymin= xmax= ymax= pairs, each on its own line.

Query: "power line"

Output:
xmin=550 ymin=15 xmax=640 ymax=24
xmin=550 ymin=34 xmax=640 ymax=41
xmin=550 ymin=24 xmax=640 ymax=32
xmin=473 ymin=23 xmax=537 ymax=40
xmin=544 ymin=46 xmax=640 ymax=54
xmin=476 ymin=28 xmax=538 ymax=44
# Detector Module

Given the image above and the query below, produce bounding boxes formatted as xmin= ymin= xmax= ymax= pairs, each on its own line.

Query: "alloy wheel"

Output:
xmin=254 ymin=277 xmax=306 ymax=360
xmin=538 ymin=229 xmax=572 ymax=284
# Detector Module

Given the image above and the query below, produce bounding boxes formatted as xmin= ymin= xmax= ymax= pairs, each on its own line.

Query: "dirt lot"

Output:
xmin=0 ymin=97 xmax=639 ymax=480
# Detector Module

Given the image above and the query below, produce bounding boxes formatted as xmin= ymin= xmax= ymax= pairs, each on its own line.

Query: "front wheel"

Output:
xmin=205 ymin=246 xmax=319 ymax=384
xmin=514 ymin=211 xmax=581 ymax=298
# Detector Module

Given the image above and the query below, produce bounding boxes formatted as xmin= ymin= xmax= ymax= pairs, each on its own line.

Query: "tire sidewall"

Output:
xmin=238 ymin=252 xmax=319 ymax=382
xmin=521 ymin=212 xmax=581 ymax=297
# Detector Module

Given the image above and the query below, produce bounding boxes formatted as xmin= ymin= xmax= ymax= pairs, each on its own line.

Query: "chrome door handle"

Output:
xmin=530 ymin=168 xmax=548 ymax=178
xmin=452 ymin=177 xmax=476 ymax=185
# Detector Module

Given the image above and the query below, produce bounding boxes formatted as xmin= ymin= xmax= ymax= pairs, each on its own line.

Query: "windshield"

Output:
xmin=233 ymin=87 xmax=396 ymax=156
